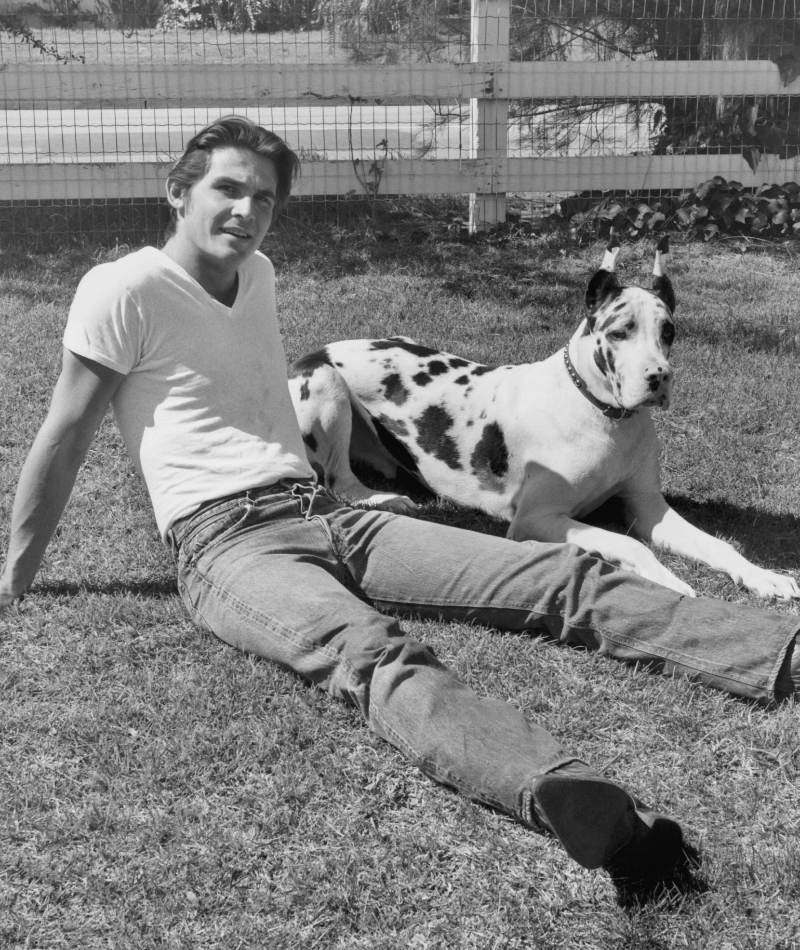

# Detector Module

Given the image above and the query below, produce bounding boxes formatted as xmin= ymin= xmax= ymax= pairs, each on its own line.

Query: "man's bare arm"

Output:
xmin=0 ymin=349 xmax=125 ymax=615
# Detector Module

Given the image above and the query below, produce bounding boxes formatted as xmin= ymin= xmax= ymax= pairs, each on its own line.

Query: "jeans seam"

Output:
xmin=187 ymin=506 xmax=251 ymax=567
xmin=378 ymin=593 xmax=792 ymax=696
xmin=172 ymin=484 xmax=307 ymax=552
xmin=598 ymin=627 xmax=768 ymax=689
xmin=372 ymin=703 xmax=512 ymax=814
xmin=172 ymin=498 xmax=246 ymax=549
xmin=185 ymin=562 xmax=366 ymax=695
xmin=600 ymin=613 xmax=800 ymax=693
xmin=371 ymin=710 xmax=575 ymax=825
xmin=768 ymin=624 xmax=800 ymax=700
xmin=186 ymin=556 xmax=527 ymax=819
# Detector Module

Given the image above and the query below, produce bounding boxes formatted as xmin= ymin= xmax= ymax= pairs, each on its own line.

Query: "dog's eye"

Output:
xmin=607 ymin=330 xmax=627 ymax=341
xmin=662 ymin=323 xmax=675 ymax=344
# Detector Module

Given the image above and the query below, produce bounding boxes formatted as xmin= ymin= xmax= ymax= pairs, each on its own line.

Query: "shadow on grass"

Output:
xmin=31 ymin=577 xmax=178 ymax=599
xmin=655 ymin=494 xmax=799 ymax=569
xmin=611 ymin=840 xmax=711 ymax=911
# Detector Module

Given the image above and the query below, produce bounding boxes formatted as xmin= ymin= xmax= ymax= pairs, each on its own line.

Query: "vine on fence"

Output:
xmin=0 ymin=19 xmax=85 ymax=61
xmin=560 ymin=179 xmax=800 ymax=242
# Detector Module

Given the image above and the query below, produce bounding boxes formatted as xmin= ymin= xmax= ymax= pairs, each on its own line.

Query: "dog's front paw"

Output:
xmin=365 ymin=493 xmax=419 ymax=515
xmin=614 ymin=542 xmax=698 ymax=598
xmin=641 ymin=565 xmax=698 ymax=599
xmin=739 ymin=568 xmax=800 ymax=601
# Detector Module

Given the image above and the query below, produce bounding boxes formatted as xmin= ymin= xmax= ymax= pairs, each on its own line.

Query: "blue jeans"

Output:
xmin=171 ymin=480 xmax=798 ymax=830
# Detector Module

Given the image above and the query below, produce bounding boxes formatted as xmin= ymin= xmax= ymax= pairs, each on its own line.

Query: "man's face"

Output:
xmin=168 ymin=146 xmax=279 ymax=269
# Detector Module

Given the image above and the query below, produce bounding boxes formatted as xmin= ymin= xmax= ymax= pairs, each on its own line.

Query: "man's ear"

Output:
xmin=165 ymin=179 xmax=187 ymax=213
xmin=585 ymin=269 xmax=622 ymax=314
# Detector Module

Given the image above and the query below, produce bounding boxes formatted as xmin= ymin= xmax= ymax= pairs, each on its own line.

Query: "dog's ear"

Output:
xmin=585 ymin=234 xmax=622 ymax=316
xmin=585 ymin=269 xmax=622 ymax=315
xmin=652 ymin=274 xmax=676 ymax=314
xmin=600 ymin=232 xmax=620 ymax=272
xmin=652 ymin=235 xmax=676 ymax=313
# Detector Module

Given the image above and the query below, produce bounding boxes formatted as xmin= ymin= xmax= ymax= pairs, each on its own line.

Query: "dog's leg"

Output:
xmin=290 ymin=365 xmax=417 ymax=515
xmin=510 ymin=511 xmax=699 ymax=598
xmin=625 ymin=491 xmax=800 ymax=601
xmin=507 ymin=475 xmax=698 ymax=597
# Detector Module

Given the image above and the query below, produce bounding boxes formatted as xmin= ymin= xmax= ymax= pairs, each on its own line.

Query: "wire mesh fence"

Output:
xmin=1 ymin=0 xmax=799 ymax=248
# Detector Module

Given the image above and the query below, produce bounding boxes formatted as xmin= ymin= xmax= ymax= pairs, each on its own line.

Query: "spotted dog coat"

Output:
xmin=288 ymin=239 xmax=799 ymax=601
xmin=291 ymin=338 xmax=524 ymax=515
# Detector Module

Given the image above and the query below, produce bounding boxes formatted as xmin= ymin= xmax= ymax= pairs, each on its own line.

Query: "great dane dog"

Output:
xmin=288 ymin=237 xmax=799 ymax=601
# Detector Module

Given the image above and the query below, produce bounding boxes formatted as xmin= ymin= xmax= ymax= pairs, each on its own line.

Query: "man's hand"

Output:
xmin=0 ymin=581 xmax=18 ymax=620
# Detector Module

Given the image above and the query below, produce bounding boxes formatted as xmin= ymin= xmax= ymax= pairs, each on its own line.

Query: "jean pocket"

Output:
xmin=181 ymin=505 xmax=251 ymax=565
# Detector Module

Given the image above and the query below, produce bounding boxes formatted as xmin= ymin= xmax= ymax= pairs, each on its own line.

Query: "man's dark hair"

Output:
xmin=165 ymin=115 xmax=300 ymax=231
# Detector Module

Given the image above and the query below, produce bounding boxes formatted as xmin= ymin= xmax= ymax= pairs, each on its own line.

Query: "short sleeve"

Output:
xmin=63 ymin=261 xmax=143 ymax=374
xmin=253 ymin=250 xmax=276 ymax=311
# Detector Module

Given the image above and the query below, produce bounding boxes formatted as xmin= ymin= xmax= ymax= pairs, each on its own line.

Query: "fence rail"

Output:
xmin=4 ymin=152 xmax=800 ymax=202
xmin=6 ymin=59 xmax=800 ymax=105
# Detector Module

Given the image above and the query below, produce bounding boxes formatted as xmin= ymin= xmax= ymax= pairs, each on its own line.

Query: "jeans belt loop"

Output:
xmin=290 ymin=480 xmax=325 ymax=521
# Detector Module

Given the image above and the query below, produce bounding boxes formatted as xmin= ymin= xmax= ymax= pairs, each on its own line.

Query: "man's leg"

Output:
xmin=174 ymin=495 xmax=573 ymax=821
xmin=173 ymin=491 xmax=686 ymax=879
xmin=321 ymin=503 xmax=799 ymax=704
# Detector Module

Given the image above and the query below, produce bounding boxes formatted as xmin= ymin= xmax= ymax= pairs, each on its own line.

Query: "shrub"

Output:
xmin=318 ymin=0 xmax=466 ymax=64
xmin=96 ymin=0 xmax=163 ymax=29
xmin=157 ymin=0 xmax=319 ymax=31
xmin=559 ymin=178 xmax=800 ymax=242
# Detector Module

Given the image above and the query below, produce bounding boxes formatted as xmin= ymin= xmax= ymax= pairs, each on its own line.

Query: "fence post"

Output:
xmin=469 ymin=0 xmax=510 ymax=232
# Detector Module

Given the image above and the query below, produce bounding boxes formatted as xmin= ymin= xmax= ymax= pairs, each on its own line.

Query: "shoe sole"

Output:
xmin=533 ymin=774 xmax=635 ymax=869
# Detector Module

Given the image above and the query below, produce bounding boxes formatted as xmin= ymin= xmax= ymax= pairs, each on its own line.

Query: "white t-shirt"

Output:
xmin=63 ymin=246 xmax=314 ymax=541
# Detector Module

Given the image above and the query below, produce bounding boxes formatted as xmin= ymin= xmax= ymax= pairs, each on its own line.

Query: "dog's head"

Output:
xmin=583 ymin=236 xmax=676 ymax=411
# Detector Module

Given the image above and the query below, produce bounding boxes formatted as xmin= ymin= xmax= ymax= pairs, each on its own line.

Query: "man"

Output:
xmin=2 ymin=116 xmax=798 ymax=901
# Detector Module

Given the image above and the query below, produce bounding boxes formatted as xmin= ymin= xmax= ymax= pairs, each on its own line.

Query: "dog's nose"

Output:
xmin=645 ymin=367 xmax=670 ymax=391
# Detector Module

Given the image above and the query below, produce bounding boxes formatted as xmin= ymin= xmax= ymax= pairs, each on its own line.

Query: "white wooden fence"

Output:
xmin=3 ymin=0 xmax=800 ymax=231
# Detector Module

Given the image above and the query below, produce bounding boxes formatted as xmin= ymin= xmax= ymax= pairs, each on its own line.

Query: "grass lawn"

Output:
xmin=1 ymin=212 xmax=799 ymax=949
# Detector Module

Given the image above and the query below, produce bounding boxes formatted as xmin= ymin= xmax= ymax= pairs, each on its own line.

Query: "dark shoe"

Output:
xmin=532 ymin=773 xmax=685 ymax=877
xmin=532 ymin=772 xmax=642 ymax=869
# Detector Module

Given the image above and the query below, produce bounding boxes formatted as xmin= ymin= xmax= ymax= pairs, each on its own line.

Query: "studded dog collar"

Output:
xmin=562 ymin=345 xmax=637 ymax=421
